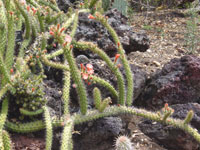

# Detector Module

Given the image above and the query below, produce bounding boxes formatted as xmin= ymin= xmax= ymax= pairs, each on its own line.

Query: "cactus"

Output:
xmin=115 ymin=135 xmax=133 ymax=150
xmin=112 ymin=0 xmax=128 ymax=16
xmin=0 ymin=0 xmax=200 ymax=150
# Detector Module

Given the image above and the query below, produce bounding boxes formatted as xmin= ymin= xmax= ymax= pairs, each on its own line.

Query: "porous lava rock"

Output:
xmin=134 ymin=55 xmax=200 ymax=110
xmin=52 ymin=117 xmax=125 ymax=150
xmin=74 ymin=9 xmax=149 ymax=58
xmin=73 ymin=117 xmax=123 ymax=150
xmin=138 ymin=103 xmax=200 ymax=150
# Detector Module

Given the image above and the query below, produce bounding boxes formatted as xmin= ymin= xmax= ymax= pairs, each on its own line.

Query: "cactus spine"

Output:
xmin=43 ymin=106 xmax=53 ymax=150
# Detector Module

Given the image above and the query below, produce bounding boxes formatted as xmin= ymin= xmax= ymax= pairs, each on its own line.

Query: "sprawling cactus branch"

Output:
xmin=0 ymin=0 xmax=200 ymax=150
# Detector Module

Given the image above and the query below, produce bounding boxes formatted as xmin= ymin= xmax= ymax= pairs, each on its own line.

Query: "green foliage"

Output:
xmin=184 ymin=8 xmax=200 ymax=54
xmin=0 ymin=0 xmax=200 ymax=150
xmin=112 ymin=0 xmax=128 ymax=16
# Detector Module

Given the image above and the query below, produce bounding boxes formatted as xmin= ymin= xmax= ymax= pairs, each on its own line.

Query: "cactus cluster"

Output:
xmin=0 ymin=0 xmax=200 ymax=150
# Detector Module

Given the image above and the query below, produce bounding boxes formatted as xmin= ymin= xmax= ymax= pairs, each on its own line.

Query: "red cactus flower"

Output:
xmin=65 ymin=35 xmax=72 ymax=43
xmin=82 ymin=73 xmax=88 ymax=80
xmin=72 ymin=84 xmax=77 ymax=88
xmin=27 ymin=6 xmax=30 ymax=12
xmin=88 ymin=14 xmax=95 ymax=19
xmin=49 ymin=30 xmax=54 ymax=36
xmin=32 ymin=88 xmax=35 ymax=92
xmin=86 ymin=64 xmax=94 ymax=75
xmin=33 ymin=9 xmax=37 ymax=15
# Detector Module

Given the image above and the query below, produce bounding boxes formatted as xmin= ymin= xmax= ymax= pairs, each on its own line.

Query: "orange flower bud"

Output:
xmin=114 ymin=54 xmax=120 ymax=63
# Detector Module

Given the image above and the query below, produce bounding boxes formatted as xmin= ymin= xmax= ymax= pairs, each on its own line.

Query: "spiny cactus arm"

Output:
xmin=5 ymin=120 xmax=46 ymax=133
xmin=41 ymin=55 xmax=70 ymax=71
xmin=89 ymin=0 xmax=99 ymax=9
xmin=73 ymin=41 xmax=125 ymax=105
xmin=62 ymin=8 xmax=90 ymax=29
xmin=61 ymin=118 xmax=74 ymax=150
xmin=0 ymin=98 xmax=9 ymax=150
xmin=18 ymin=38 xmax=31 ymax=58
xmin=0 ymin=0 xmax=8 ymax=55
xmin=0 ymin=84 xmax=9 ymax=102
xmin=184 ymin=110 xmax=194 ymax=124
xmin=2 ymin=130 xmax=11 ymax=150
xmin=63 ymin=12 xmax=88 ymax=115
xmin=5 ymin=119 xmax=63 ymax=133
xmin=19 ymin=108 xmax=44 ymax=116
xmin=37 ymin=12 xmax=45 ymax=32
xmin=95 ymin=12 xmax=134 ymax=106
xmin=99 ymin=97 xmax=111 ymax=112
xmin=84 ymin=0 xmax=89 ymax=8
xmin=0 ymin=55 xmax=10 ymax=85
xmin=15 ymin=10 xmax=23 ymax=30
xmin=43 ymin=106 xmax=53 ymax=150
xmin=38 ymin=0 xmax=60 ymax=12
xmin=45 ymin=48 xmax=63 ymax=59
xmin=64 ymin=49 xmax=88 ymax=115
xmin=93 ymin=87 xmax=101 ymax=110
xmin=47 ymin=12 xmax=63 ymax=24
xmin=90 ymin=75 xmax=118 ymax=99
xmin=26 ymin=0 xmax=40 ymax=8
xmin=5 ymin=12 xmax=15 ymax=70
xmin=14 ymin=0 xmax=31 ymax=40
xmin=73 ymin=106 xmax=200 ymax=143
xmin=63 ymin=70 xmax=71 ymax=115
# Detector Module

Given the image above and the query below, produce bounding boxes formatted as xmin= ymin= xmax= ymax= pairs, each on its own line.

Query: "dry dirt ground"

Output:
xmin=125 ymin=9 xmax=200 ymax=150
xmin=11 ymin=9 xmax=200 ymax=150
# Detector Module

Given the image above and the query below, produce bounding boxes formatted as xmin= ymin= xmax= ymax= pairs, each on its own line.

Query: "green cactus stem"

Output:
xmin=62 ymin=70 xmax=71 ymax=115
xmin=99 ymin=97 xmax=111 ymax=112
xmin=19 ymin=108 xmax=44 ymax=116
xmin=93 ymin=87 xmax=101 ymax=110
xmin=73 ymin=41 xmax=125 ymax=105
xmin=38 ymin=0 xmax=60 ymax=12
xmin=41 ymin=55 xmax=70 ymax=71
xmin=0 ymin=84 xmax=9 ymax=102
xmin=0 ymin=98 xmax=9 ymax=150
xmin=184 ymin=110 xmax=194 ymax=124
xmin=14 ymin=0 xmax=31 ymax=40
xmin=2 ymin=130 xmax=11 ymax=150
xmin=95 ymin=12 xmax=133 ymax=106
xmin=64 ymin=49 xmax=88 ymax=115
xmin=89 ymin=0 xmax=99 ymax=9
xmin=43 ymin=106 xmax=53 ymax=150
xmin=61 ymin=117 xmax=74 ymax=150
xmin=5 ymin=12 xmax=15 ymax=70
xmin=90 ymin=75 xmax=118 ymax=99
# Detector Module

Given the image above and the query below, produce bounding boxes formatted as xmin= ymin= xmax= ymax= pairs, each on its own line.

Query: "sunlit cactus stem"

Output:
xmin=95 ymin=12 xmax=134 ymax=106
xmin=2 ymin=130 xmax=12 ymax=150
xmin=73 ymin=41 xmax=125 ymax=105
xmin=43 ymin=106 xmax=53 ymax=150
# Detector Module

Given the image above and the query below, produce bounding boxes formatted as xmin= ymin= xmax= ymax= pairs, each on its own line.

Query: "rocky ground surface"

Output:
xmin=11 ymin=8 xmax=200 ymax=150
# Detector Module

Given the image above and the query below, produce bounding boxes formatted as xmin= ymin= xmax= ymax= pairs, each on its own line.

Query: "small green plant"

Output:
xmin=184 ymin=7 xmax=200 ymax=54
xmin=142 ymin=24 xmax=153 ymax=30
xmin=0 ymin=0 xmax=200 ymax=150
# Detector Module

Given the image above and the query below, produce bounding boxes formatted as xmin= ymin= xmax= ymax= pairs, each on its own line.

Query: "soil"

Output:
xmin=11 ymin=9 xmax=200 ymax=150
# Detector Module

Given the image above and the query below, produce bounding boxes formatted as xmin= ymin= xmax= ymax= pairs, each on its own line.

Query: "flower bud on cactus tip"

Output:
xmin=115 ymin=135 xmax=134 ymax=150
